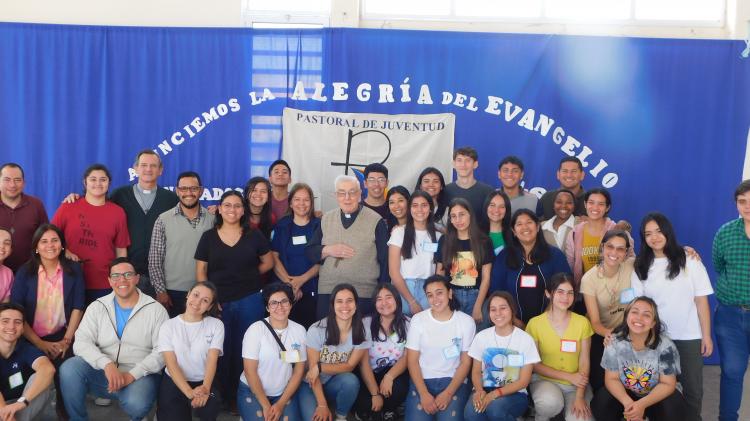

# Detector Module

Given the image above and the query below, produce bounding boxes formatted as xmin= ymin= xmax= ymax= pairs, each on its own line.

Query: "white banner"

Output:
xmin=282 ymin=107 xmax=455 ymax=212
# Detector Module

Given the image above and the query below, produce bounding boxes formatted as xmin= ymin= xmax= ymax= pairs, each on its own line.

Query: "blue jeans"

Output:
xmin=298 ymin=373 xmax=359 ymax=419
xmin=59 ymin=356 xmax=160 ymax=421
xmin=401 ymin=278 xmax=429 ymax=316
xmin=453 ymin=288 xmax=479 ymax=317
xmin=237 ymin=380 xmax=301 ymax=421
xmin=715 ymin=303 xmax=750 ymax=421
xmin=219 ymin=291 xmax=265 ymax=402
xmin=463 ymin=391 xmax=528 ymax=421
xmin=405 ymin=377 xmax=471 ymax=421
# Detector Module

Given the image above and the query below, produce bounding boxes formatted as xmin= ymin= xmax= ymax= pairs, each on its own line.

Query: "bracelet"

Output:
xmin=317 ymin=404 xmax=327 ymax=408
xmin=371 ymin=393 xmax=381 ymax=397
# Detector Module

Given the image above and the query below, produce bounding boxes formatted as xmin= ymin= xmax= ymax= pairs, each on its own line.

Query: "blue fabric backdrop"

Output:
xmin=1 ymin=23 xmax=749 ymax=362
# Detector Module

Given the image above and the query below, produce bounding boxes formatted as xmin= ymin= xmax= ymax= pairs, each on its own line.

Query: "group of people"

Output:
xmin=0 ymin=145 xmax=746 ymax=421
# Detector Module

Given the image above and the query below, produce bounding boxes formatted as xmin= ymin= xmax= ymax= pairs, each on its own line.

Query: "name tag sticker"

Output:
xmin=620 ymin=288 xmax=636 ymax=304
xmin=508 ymin=354 xmax=524 ymax=367
xmin=292 ymin=235 xmax=307 ymax=245
xmin=561 ymin=340 xmax=578 ymax=353
xmin=8 ymin=372 xmax=22 ymax=389
xmin=280 ymin=350 xmax=301 ymax=363
xmin=422 ymin=242 xmax=438 ymax=253
xmin=520 ymin=275 xmax=537 ymax=288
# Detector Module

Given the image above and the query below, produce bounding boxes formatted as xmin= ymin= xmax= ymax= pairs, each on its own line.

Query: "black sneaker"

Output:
xmin=382 ymin=411 xmax=396 ymax=421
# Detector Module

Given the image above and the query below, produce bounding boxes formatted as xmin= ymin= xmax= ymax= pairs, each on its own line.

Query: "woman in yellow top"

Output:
xmin=526 ymin=273 xmax=594 ymax=421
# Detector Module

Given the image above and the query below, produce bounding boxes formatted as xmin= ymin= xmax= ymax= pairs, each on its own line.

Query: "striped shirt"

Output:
xmin=712 ymin=218 xmax=750 ymax=305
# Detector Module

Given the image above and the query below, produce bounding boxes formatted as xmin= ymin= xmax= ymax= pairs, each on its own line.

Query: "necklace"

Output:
xmin=181 ymin=317 xmax=205 ymax=351
xmin=493 ymin=327 xmax=514 ymax=350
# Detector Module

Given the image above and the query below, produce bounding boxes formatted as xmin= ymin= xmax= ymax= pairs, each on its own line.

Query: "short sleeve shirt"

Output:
xmin=195 ymin=228 xmax=271 ymax=302
xmin=468 ymin=326 xmax=540 ymax=393
xmin=580 ymin=259 xmax=635 ymax=330
xmin=241 ymin=318 xmax=307 ymax=396
xmin=158 ymin=316 xmax=225 ymax=382
xmin=306 ymin=320 xmax=370 ymax=384
xmin=363 ymin=316 xmax=410 ymax=372
xmin=406 ymin=309 xmax=476 ymax=379
xmin=526 ymin=312 xmax=593 ymax=385
xmin=0 ymin=340 xmax=45 ymax=400
xmin=388 ymin=227 xmax=441 ymax=280
xmin=435 ymin=237 xmax=493 ymax=287
xmin=601 ymin=335 xmax=681 ymax=397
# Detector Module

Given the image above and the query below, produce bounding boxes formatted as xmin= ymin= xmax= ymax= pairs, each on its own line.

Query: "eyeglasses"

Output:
xmin=366 ymin=177 xmax=387 ymax=184
xmin=110 ymin=271 xmax=136 ymax=280
xmin=268 ymin=299 xmax=291 ymax=309
xmin=335 ymin=190 xmax=359 ymax=199
xmin=176 ymin=186 xmax=202 ymax=193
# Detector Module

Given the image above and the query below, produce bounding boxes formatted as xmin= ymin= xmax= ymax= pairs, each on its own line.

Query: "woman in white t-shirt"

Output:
xmin=354 ymin=283 xmax=411 ymax=420
xmin=298 ymin=284 xmax=370 ymax=421
xmin=631 ymin=212 xmax=713 ymax=421
xmin=156 ymin=281 xmax=225 ymax=421
xmin=405 ymin=275 xmax=475 ymax=420
xmin=238 ymin=282 xmax=307 ymax=421
xmin=389 ymin=190 xmax=441 ymax=316
xmin=464 ymin=291 xmax=541 ymax=421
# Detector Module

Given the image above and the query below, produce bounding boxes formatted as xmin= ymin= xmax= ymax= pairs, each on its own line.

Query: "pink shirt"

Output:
xmin=0 ymin=265 xmax=12 ymax=302
xmin=32 ymin=264 xmax=66 ymax=337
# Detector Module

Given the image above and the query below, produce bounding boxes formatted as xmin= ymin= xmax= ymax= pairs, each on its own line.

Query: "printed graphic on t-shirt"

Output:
xmin=77 ymin=213 xmax=98 ymax=249
xmin=450 ymin=251 xmax=478 ymax=287
xmin=319 ymin=345 xmax=352 ymax=364
xmin=620 ymin=360 xmax=657 ymax=396
xmin=481 ymin=347 xmax=521 ymax=388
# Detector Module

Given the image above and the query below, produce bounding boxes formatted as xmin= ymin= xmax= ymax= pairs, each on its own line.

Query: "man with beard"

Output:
xmin=148 ymin=171 xmax=214 ymax=316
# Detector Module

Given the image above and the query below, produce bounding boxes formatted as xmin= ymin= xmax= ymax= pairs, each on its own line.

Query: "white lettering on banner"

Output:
xmin=141 ymin=77 xmax=619 ymax=188
xmin=282 ymin=108 xmax=455 ymax=211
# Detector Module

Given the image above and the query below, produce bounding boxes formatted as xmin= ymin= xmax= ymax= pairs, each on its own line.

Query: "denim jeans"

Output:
xmin=715 ymin=303 xmax=750 ymax=421
xmin=453 ymin=288 xmax=480 ymax=317
xmin=237 ymin=380 xmax=301 ymax=421
xmin=59 ymin=356 xmax=160 ymax=421
xmin=298 ymin=373 xmax=359 ymax=419
xmin=401 ymin=278 xmax=429 ymax=316
xmin=219 ymin=291 xmax=265 ymax=402
xmin=405 ymin=377 xmax=471 ymax=420
xmin=463 ymin=390 xmax=528 ymax=421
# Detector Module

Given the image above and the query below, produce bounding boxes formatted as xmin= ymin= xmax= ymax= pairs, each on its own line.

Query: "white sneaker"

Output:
xmin=334 ymin=415 xmax=348 ymax=421
xmin=94 ymin=398 xmax=111 ymax=406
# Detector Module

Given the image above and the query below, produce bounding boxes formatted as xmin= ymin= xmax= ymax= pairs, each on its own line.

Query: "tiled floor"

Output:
xmin=40 ymin=365 xmax=749 ymax=420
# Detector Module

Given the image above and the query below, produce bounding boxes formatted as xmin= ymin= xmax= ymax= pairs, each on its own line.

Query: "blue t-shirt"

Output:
xmin=0 ymin=340 xmax=45 ymax=400
xmin=271 ymin=216 xmax=320 ymax=294
xmin=114 ymin=299 xmax=133 ymax=338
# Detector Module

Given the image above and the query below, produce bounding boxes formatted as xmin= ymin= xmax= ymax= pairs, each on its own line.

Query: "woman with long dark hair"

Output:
xmin=484 ymin=191 xmax=512 ymax=256
xmin=526 ymin=273 xmax=594 ymax=421
xmin=591 ymin=297 xmax=686 ymax=421
xmin=491 ymin=209 xmax=571 ymax=327
xmin=388 ymin=190 xmax=441 ymax=316
xmin=157 ymin=281 xmax=224 ymax=421
xmin=11 ymin=223 xmax=85 ymax=418
xmin=298 ymin=284 xmax=370 ymax=421
xmin=436 ymin=198 xmax=493 ymax=323
xmin=405 ymin=275 xmax=475 ymax=420
xmin=195 ymin=190 xmax=273 ymax=409
xmin=386 ymin=186 xmax=410 ymax=231
xmin=631 ymin=212 xmax=713 ymax=421
xmin=244 ymin=176 xmax=276 ymax=240
xmin=271 ymin=183 xmax=321 ymax=328
xmin=354 ymin=283 xmax=410 ymax=420
xmin=415 ymin=168 xmax=448 ymax=233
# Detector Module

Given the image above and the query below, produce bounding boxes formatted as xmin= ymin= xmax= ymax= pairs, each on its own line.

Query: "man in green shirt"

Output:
xmin=712 ymin=179 xmax=750 ymax=421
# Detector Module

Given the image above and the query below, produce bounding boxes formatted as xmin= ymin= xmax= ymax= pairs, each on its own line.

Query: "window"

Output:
xmin=362 ymin=0 xmax=726 ymax=25
xmin=242 ymin=0 xmax=330 ymax=27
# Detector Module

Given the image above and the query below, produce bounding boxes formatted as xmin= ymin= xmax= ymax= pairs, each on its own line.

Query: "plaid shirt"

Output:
xmin=712 ymin=218 xmax=750 ymax=305
xmin=148 ymin=205 xmax=207 ymax=294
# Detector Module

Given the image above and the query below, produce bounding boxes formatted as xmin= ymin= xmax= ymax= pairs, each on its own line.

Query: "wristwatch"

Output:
xmin=16 ymin=396 xmax=28 ymax=407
